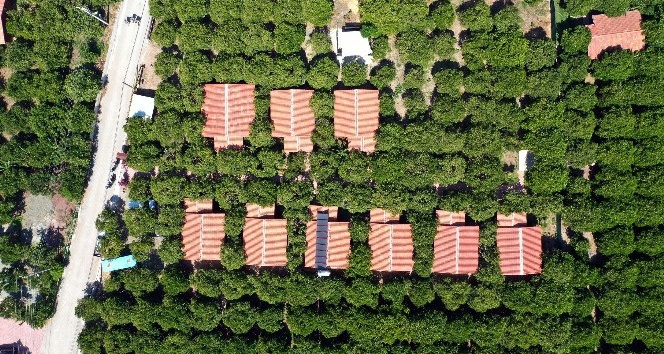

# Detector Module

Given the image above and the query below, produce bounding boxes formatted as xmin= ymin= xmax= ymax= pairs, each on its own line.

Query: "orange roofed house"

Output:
xmin=271 ymin=89 xmax=316 ymax=153
xmin=334 ymin=89 xmax=380 ymax=153
xmin=368 ymin=208 xmax=414 ymax=272
xmin=181 ymin=199 xmax=225 ymax=262
xmin=587 ymin=10 xmax=645 ymax=60
xmin=432 ymin=211 xmax=479 ymax=275
xmin=202 ymin=84 xmax=255 ymax=150
xmin=496 ymin=212 xmax=542 ymax=275
xmin=243 ymin=204 xmax=288 ymax=267
xmin=305 ymin=206 xmax=351 ymax=272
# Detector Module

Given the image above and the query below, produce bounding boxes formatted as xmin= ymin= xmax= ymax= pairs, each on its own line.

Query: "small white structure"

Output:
xmin=331 ymin=25 xmax=373 ymax=65
xmin=518 ymin=150 xmax=534 ymax=186
xmin=128 ymin=94 xmax=154 ymax=118
xmin=518 ymin=150 xmax=534 ymax=172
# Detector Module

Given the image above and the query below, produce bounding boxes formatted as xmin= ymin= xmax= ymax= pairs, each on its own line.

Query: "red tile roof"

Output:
xmin=243 ymin=218 xmax=288 ymax=267
xmin=308 ymin=205 xmax=339 ymax=220
xmin=334 ymin=89 xmax=380 ymax=153
xmin=497 ymin=212 xmax=528 ymax=227
xmin=305 ymin=208 xmax=351 ymax=270
xmin=587 ymin=10 xmax=645 ymax=60
xmin=182 ymin=213 xmax=225 ymax=261
xmin=370 ymin=208 xmax=401 ymax=223
xmin=436 ymin=210 xmax=466 ymax=226
xmin=496 ymin=226 xmax=542 ymax=275
xmin=184 ymin=199 xmax=214 ymax=214
xmin=202 ymin=84 xmax=255 ymax=150
xmin=368 ymin=223 xmax=413 ymax=272
xmin=271 ymin=89 xmax=316 ymax=153
xmin=432 ymin=225 xmax=479 ymax=275
xmin=246 ymin=203 xmax=275 ymax=218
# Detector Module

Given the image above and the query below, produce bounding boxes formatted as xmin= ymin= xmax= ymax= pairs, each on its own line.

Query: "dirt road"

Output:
xmin=39 ymin=1 xmax=151 ymax=353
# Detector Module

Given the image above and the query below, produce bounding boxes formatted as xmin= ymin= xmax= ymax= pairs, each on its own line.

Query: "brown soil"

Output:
xmin=584 ymin=73 xmax=596 ymax=85
xmin=560 ymin=221 xmax=571 ymax=244
xmin=330 ymin=0 xmax=359 ymax=28
xmin=515 ymin=0 xmax=552 ymax=38
xmin=0 ymin=67 xmax=15 ymax=110
xmin=138 ymin=40 xmax=162 ymax=90
xmin=540 ymin=213 xmax=557 ymax=237
xmin=302 ymin=23 xmax=316 ymax=62
xmin=449 ymin=0 xmax=466 ymax=66
xmin=583 ymin=231 xmax=598 ymax=257
xmin=386 ymin=36 xmax=406 ymax=118
xmin=51 ymin=193 xmax=76 ymax=230
xmin=422 ymin=56 xmax=437 ymax=106
xmin=502 ymin=150 xmax=518 ymax=167
xmin=582 ymin=163 xmax=594 ymax=180
xmin=70 ymin=44 xmax=81 ymax=69
xmin=22 ymin=193 xmax=53 ymax=245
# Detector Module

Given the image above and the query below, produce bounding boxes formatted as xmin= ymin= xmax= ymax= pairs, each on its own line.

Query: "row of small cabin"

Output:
xmin=201 ymin=85 xmax=380 ymax=153
xmin=181 ymin=200 xmax=543 ymax=276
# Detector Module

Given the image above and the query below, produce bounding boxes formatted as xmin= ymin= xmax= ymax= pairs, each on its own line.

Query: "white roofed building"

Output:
xmin=128 ymin=94 xmax=155 ymax=118
xmin=331 ymin=25 xmax=373 ymax=66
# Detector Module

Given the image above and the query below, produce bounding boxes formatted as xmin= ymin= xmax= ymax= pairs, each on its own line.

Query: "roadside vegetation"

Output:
xmin=0 ymin=0 xmax=118 ymax=326
xmin=72 ymin=0 xmax=664 ymax=352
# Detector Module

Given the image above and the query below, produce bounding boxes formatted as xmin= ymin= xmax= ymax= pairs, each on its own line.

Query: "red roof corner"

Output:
xmin=587 ymin=10 xmax=645 ymax=60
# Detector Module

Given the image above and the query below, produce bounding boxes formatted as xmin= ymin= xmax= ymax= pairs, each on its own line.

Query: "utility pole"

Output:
xmin=76 ymin=6 xmax=109 ymax=26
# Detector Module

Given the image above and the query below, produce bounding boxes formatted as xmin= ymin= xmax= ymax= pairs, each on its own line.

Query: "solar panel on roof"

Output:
xmin=315 ymin=213 xmax=329 ymax=269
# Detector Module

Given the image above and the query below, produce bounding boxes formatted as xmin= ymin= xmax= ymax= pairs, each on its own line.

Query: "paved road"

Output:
xmin=39 ymin=1 xmax=151 ymax=353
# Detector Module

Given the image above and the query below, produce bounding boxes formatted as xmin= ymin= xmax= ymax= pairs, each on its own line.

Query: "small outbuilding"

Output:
xmin=331 ymin=24 xmax=373 ymax=65
xmin=243 ymin=204 xmax=288 ymax=267
xmin=101 ymin=255 xmax=137 ymax=273
xmin=495 ymin=212 xmax=542 ymax=276
xmin=305 ymin=206 xmax=351 ymax=275
xmin=128 ymin=94 xmax=155 ymax=118
xmin=368 ymin=208 xmax=414 ymax=273
xmin=432 ymin=211 xmax=479 ymax=275
xmin=333 ymin=89 xmax=380 ymax=153
xmin=202 ymin=83 xmax=256 ymax=150
xmin=270 ymin=89 xmax=316 ymax=153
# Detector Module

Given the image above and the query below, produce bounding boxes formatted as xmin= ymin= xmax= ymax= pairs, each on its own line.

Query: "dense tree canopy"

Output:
xmin=63 ymin=0 xmax=664 ymax=353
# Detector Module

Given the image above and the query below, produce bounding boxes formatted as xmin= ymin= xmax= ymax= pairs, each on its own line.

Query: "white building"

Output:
xmin=128 ymin=94 xmax=154 ymax=118
xmin=331 ymin=26 xmax=373 ymax=66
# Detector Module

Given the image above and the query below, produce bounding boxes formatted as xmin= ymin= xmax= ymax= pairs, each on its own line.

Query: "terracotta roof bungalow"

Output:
xmin=270 ymin=89 xmax=316 ymax=153
xmin=587 ymin=10 xmax=645 ymax=60
xmin=244 ymin=204 xmax=288 ymax=267
xmin=334 ymin=89 xmax=379 ymax=153
xmin=369 ymin=208 xmax=401 ymax=224
xmin=202 ymin=83 xmax=255 ymax=150
xmin=432 ymin=211 xmax=479 ymax=275
xmin=305 ymin=206 xmax=351 ymax=271
xmin=496 ymin=213 xmax=542 ymax=275
xmin=184 ymin=198 xmax=214 ymax=214
xmin=181 ymin=213 xmax=225 ymax=262
xmin=368 ymin=209 xmax=413 ymax=272
xmin=497 ymin=212 xmax=528 ymax=227
xmin=246 ymin=203 xmax=276 ymax=218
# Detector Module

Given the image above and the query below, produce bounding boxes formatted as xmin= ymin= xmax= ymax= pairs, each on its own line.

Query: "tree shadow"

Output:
xmin=525 ymin=27 xmax=548 ymax=40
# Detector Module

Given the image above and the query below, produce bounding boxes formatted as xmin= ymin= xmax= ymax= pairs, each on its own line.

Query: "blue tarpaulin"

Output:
xmin=127 ymin=200 xmax=143 ymax=209
xmin=101 ymin=255 xmax=137 ymax=272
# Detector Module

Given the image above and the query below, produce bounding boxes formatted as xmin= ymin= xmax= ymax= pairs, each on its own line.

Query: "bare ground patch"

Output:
xmin=138 ymin=40 xmax=162 ymax=91
xmin=540 ymin=213 xmax=558 ymax=238
xmin=330 ymin=0 xmax=359 ymax=28
xmin=51 ymin=193 xmax=76 ymax=231
xmin=301 ymin=23 xmax=316 ymax=62
xmin=22 ymin=193 xmax=53 ymax=245
xmin=583 ymin=231 xmax=598 ymax=257
xmin=514 ymin=0 xmax=552 ymax=38
xmin=386 ymin=36 xmax=406 ymax=118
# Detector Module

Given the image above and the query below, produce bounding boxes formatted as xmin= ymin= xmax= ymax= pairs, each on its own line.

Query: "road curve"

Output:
xmin=39 ymin=1 xmax=151 ymax=353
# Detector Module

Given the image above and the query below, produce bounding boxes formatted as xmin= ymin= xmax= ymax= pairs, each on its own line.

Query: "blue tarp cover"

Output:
xmin=127 ymin=200 xmax=143 ymax=209
xmin=101 ymin=255 xmax=137 ymax=272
